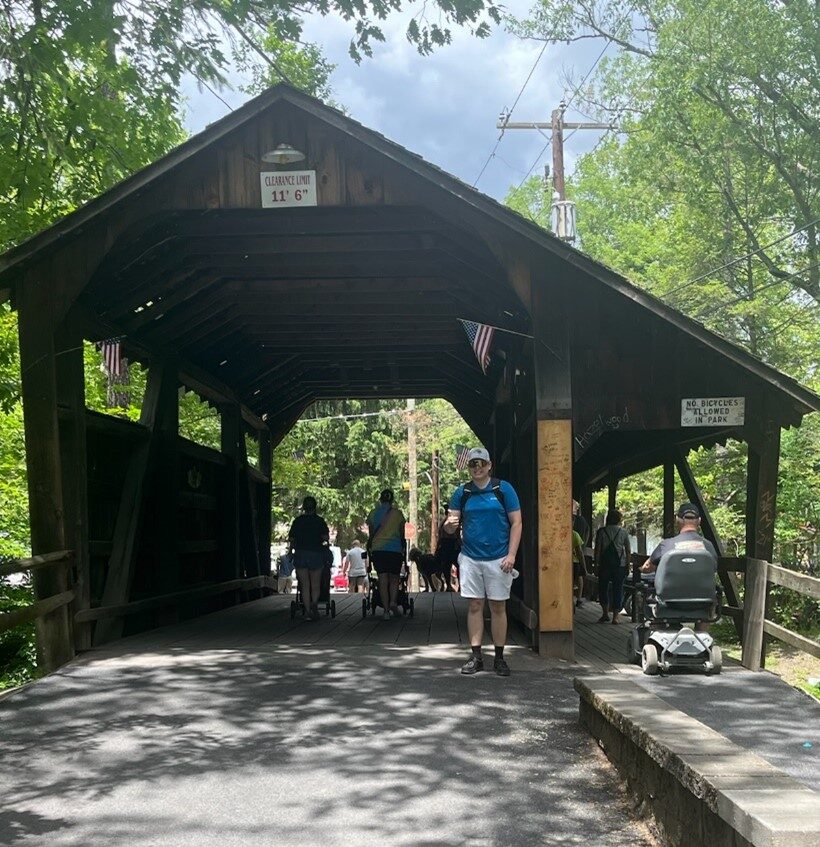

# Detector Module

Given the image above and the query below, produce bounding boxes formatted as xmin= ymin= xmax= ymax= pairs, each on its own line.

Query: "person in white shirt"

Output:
xmin=343 ymin=541 xmax=368 ymax=594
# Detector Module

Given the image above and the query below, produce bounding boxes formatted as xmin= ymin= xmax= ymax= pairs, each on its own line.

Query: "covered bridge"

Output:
xmin=1 ymin=85 xmax=818 ymax=672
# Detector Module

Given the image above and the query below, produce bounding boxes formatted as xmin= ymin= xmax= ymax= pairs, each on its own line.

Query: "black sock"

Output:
xmin=471 ymin=645 xmax=482 ymax=658
xmin=494 ymin=645 xmax=504 ymax=660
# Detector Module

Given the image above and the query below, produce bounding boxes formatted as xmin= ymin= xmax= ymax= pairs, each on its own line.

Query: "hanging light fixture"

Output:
xmin=261 ymin=143 xmax=305 ymax=164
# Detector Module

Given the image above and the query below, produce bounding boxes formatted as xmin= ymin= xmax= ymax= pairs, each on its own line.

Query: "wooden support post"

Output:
xmin=220 ymin=404 xmax=243 ymax=585
xmin=745 ymin=416 xmax=780 ymax=668
xmin=17 ymin=276 xmax=74 ymax=672
xmin=663 ymin=459 xmax=676 ymax=538
xmin=741 ymin=558 xmax=768 ymax=671
xmin=607 ymin=471 xmax=618 ymax=512
xmin=675 ymin=447 xmax=742 ymax=636
xmin=430 ymin=450 xmax=440 ymax=554
xmin=94 ymin=362 xmax=178 ymax=645
xmin=54 ymin=320 xmax=91 ymax=651
xmin=258 ymin=429 xmax=273 ymax=577
xmin=155 ymin=364 xmax=180 ymax=624
xmin=531 ymin=271 xmax=573 ymax=659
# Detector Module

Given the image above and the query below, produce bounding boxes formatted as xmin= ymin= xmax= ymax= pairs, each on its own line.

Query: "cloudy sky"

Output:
xmin=181 ymin=1 xmax=608 ymax=204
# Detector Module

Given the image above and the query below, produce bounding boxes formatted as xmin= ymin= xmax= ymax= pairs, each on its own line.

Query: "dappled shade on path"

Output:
xmin=0 ymin=594 xmax=655 ymax=846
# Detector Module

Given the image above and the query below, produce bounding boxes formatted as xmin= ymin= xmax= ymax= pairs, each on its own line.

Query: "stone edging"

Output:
xmin=574 ymin=675 xmax=820 ymax=847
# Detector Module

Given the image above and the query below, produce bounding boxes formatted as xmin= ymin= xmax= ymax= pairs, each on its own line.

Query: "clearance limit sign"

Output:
xmin=260 ymin=170 xmax=317 ymax=208
xmin=681 ymin=397 xmax=745 ymax=427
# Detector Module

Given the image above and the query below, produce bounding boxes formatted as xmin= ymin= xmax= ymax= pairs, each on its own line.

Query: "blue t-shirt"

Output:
xmin=449 ymin=480 xmax=521 ymax=561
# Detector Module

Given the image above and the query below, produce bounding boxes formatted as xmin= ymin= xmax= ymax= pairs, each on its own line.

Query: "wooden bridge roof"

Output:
xmin=1 ymin=84 xmax=817 ymax=463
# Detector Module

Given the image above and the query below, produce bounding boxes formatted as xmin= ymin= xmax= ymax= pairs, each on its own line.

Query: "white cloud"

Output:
xmin=181 ymin=2 xmax=608 ymax=202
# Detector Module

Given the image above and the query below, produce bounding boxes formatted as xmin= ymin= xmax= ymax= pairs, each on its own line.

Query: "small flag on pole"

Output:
xmin=97 ymin=338 xmax=130 ymax=408
xmin=455 ymin=445 xmax=470 ymax=470
xmin=459 ymin=319 xmax=494 ymax=374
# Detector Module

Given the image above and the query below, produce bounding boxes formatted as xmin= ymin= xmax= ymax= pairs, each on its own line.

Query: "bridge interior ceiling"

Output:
xmin=81 ymin=207 xmax=529 ymax=421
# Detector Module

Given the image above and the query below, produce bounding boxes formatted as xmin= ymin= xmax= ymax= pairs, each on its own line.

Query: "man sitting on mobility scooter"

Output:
xmin=629 ymin=502 xmax=722 ymax=675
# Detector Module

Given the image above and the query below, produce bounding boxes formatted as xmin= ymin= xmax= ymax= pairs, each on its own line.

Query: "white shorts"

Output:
xmin=458 ymin=554 xmax=513 ymax=601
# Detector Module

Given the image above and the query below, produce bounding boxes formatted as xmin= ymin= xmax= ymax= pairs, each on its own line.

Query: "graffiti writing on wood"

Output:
xmin=756 ymin=489 xmax=776 ymax=551
xmin=539 ymin=422 xmax=572 ymax=560
xmin=574 ymin=407 xmax=630 ymax=451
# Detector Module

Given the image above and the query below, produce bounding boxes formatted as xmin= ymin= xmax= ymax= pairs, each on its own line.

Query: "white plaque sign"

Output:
xmin=260 ymin=170 xmax=317 ymax=208
xmin=681 ymin=397 xmax=745 ymax=427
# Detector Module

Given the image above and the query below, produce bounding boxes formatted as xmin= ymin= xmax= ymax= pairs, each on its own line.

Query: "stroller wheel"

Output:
xmin=707 ymin=645 xmax=722 ymax=675
xmin=362 ymin=598 xmax=368 ymax=620
xmin=409 ymin=597 xmax=415 ymax=618
xmin=641 ymin=644 xmax=659 ymax=675
xmin=330 ymin=600 xmax=336 ymax=619
xmin=290 ymin=600 xmax=296 ymax=619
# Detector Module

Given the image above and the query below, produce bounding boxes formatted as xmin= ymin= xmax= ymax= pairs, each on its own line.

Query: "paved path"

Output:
xmin=0 ymin=593 xmax=655 ymax=847
xmin=573 ymin=600 xmax=820 ymax=791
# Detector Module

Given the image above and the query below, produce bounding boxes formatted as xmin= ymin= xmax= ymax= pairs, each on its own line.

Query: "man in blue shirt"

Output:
xmin=443 ymin=447 xmax=522 ymax=676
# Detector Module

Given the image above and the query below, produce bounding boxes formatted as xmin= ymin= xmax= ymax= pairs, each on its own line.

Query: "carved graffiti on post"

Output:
xmin=574 ymin=406 xmax=630 ymax=452
xmin=538 ymin=419 xmax=573 ymax=630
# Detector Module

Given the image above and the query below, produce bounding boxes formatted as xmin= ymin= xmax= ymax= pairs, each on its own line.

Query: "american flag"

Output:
xmin=455 ymin=445 xmax=470 ymax=470
xmin=459 ymin=319 xmax=494 ymax=374
xmin=100 ymin=338 xmax=123 ymax=377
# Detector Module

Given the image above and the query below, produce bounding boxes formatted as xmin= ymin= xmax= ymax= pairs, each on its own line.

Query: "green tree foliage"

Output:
xmin=272 ymin=399 xmax=477 ymax=550
xmin=508 ymin=1 xmax=820 ymax=571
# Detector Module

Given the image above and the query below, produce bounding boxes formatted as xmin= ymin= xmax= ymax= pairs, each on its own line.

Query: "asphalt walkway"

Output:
xmin=0 ymin=593 xmax=656 ymax=847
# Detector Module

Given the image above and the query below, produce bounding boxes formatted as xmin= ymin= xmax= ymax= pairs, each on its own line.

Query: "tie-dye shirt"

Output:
xmin=367 ymin=504 xmax=405 ymax=553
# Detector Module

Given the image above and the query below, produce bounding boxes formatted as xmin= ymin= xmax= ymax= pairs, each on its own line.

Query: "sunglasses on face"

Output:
xmin=468 ymin=459 xmax=488 ymax=468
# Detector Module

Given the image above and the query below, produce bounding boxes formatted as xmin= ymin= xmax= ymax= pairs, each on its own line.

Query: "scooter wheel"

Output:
xmin=330 ymin=600 xmax=336 ymax=619
xmin=409 ymin=598 xmax=415 ymax=618
xmin=362 ymin=598 xmax=368 ymax=620
xmin=641 ymin=643 xmax=659 ymax=675
xmin=707 ymin=645 xmax=722 ymax=675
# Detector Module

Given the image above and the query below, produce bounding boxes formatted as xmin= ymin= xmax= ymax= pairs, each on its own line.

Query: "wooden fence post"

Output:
xmin=742 ymin=557 xmax=768 ymax=671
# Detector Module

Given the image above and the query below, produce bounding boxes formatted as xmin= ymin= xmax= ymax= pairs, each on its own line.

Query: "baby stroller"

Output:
xmin=291 ymin=564 xmax=337 ymax=619
xmin=627 ymin=550 xmax=722 ymax=675
xmin=362 ymin=565 xmax=415 ymax=619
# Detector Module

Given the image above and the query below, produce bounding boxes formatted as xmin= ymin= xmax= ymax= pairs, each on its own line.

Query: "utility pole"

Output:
xmin=406 ymin=398 xmax=419 ymax=591
xmin=498 ymin=101 xmax=611 ymax=242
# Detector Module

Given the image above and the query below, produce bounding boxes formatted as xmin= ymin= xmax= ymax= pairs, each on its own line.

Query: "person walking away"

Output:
xmin=367 ymin=489 xmax=406 ymax=618
xmin=572 ymin=499 xmax=590 ymax=546
xmin=594 ymin=509 xmax=631 ymax=624
xmin=435 ymin=506 xmax=460 ymax=592
xmin=443 ymin=447 xmax=522 ymax=676
xmin=288 ymin=496 xmax=330 ymax=620
xmin=277 ymin=547 xmax=295 ymax=595
xmin=572 ymin=526 xmax=586 ymax=608
xmin=344 ymin=540 xmax=368 ymax=594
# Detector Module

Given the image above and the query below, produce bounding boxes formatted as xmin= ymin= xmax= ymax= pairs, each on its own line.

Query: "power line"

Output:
xmin=473 ymin=27 xmax=558 ymax=187
xmin=664 ymin=218 xmax=820 ymax=303
xmin=514 ymin=39 xmax=613 ymax=190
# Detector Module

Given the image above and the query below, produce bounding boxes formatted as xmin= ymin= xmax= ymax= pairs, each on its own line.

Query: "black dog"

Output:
xmin=409 ymin=548 xmax=451 ymax=592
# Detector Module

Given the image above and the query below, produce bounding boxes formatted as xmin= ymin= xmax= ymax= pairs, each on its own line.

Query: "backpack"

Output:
xmin=459 ymin=478 xmax=508 ymax=521
xmin=598 ymin=526 xmax=623 ymax=572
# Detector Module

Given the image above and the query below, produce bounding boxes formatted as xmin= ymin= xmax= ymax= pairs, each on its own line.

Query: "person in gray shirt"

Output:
xmin=642 ymin=502 xmax=718 ymax=573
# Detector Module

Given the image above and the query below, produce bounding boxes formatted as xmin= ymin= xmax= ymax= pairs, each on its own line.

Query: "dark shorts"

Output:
xmin=573 ymin=562 xmax=584 ymax=579
xmin=294 ymin=549 xmax=326 ymax=571
xmin=371 ymin=551 xmax=404 ymax=575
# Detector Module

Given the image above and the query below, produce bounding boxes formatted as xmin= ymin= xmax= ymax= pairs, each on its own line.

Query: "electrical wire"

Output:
xmin=473 ymin=25 xmax=559 ymax=187
xmin=663 ymin=219 xmax=820 ymax=303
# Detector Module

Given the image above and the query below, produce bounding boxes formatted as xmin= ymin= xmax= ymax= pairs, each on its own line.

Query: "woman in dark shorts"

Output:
xmin=288 ymin=496 xmax=330 ymax=620
xmin=366 ymin=489 xmax=405 ymax=619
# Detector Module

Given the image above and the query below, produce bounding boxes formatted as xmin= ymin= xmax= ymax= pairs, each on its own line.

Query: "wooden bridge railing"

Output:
xmin=0 ymin=551 xmax=75 ymax=650
xmin=737 ymin=557 xmax=820 ymax=671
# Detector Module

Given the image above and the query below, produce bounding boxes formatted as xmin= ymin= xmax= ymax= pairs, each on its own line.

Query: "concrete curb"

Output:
xmin=575 ymin=675 xmax=820 ymax=847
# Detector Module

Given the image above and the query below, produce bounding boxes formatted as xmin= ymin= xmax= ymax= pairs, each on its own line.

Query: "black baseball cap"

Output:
xmin=677 ymin=502 xmax=700 ymax=519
